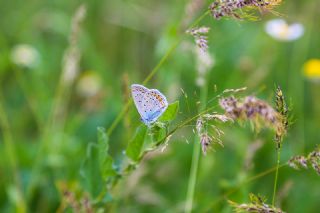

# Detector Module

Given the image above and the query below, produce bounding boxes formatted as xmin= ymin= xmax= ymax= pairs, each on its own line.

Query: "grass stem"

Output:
xmin=185 ymin=75 xmax=208 ymax=212
xmin=106 ymin=10 xmax=210 ymax=137
xmin=205 ymin=163 xmax=287 ymax=211
xmin=272 ymin=147 xmax=281 ymax=206
xmin=185 ymin=136 xmax=201 ymax=213
xmin=0 ymin=93 xmax=27 ymax=212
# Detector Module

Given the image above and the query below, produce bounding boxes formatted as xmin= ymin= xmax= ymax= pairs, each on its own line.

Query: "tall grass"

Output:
xmin=1 ymin=0 xmax=319 ymax=212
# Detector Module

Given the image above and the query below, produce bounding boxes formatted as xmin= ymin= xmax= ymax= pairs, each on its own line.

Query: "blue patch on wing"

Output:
xmin=131 ymin=84 xmax=168 ymax=125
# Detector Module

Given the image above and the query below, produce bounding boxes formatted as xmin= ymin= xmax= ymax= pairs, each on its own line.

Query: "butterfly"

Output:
xmin=131 ymin=84 xmax=168 ymax=125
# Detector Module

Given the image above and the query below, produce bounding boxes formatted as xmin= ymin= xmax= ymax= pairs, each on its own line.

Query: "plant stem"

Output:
xmin=108 ymin=10 xmax=211 ymax=209
xmin=0 ymin=93 xmax=27 ymax=213
xmin=27 ymin=4 xmax=86 ymax=200
xmin=206 ymin=163 xmax=287 ymax=211
xmin=106 ymin=10 xmax=210 ymax=137
xmin=185 ymin=80 xmax=208 ymax=213
xmin=185 ymin=136 xmax=201 ymax=213
xmin=272 ymin=147 xmax=281 ymax=206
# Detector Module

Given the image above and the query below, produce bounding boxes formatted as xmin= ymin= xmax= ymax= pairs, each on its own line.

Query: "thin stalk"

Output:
xmin=106 ymin=38 xmax=179 ymax=136
xmin=107 ymin=91 xmax=228 ymax=200
xmin=185 ymin=80 xmax=208 ymax=213
xmin=153 ymin=91 xmax=226 ymax=148
xmin=107 ymin=10 xmax=211 ymax=209
xmin=13 ymin=69 xmax=43 ymax=129
xmin=185 ymin=137 xmax=201 ymax=213
xmin=27 ymin=4 xmax=86 ymax=200
xmin=206 ymin=163 xmax=287 ymax=211
xmin=106 ymin=10 xmax=210 ymax=137
xmin=116 ymin=69 xmax=216 ymax=209
xmin=106 ymin=41 xmax=179 ymax=136
xmin=272 ymin=147 xmax=281 ymax=206
xmin=0 ymin=93 xmax=27 ymax=213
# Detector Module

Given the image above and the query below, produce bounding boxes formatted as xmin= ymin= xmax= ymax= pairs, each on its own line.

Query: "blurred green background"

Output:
xmin=0 ymin=0 xmax=319 ymax=212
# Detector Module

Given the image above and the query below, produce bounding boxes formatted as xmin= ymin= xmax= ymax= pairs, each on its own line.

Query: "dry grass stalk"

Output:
xmin=274 ymin=86 xmax=289 ymax=148
xmin=219 ymin=95 xmax=284 ymax=134
xmin=196 ymin=112 xmax=232 ymax=155
xmin=186 ymin=26 xmax=210 ymax=53
xmin=209 ymin=0 xmax=282 ymax=20
xmin=288 ymin=146 xmax=320 ymax=175
xmin=229 ymin=193 xmax=285 ymax=213
xmin=52 ymin=4 xmax=87 ymax=127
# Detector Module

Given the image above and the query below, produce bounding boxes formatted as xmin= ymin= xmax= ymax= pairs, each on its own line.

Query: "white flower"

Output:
xmin=265 ymin=19 xmax=304 ymax=41
xmin=10 ymin=44 xmax=39 ymax=68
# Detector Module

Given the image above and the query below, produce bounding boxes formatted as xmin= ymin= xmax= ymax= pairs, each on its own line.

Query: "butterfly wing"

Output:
xmin=131 ymin=84 xmax=168 ymax=125
xmin=131 ymin=84 xmax=149 ymax=121
xmin=142 ymin=89 xmax=168 ymax=124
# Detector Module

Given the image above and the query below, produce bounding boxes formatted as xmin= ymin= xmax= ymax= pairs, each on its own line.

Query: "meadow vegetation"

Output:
xmin=0 ymin=0 xmax=319 ymax=212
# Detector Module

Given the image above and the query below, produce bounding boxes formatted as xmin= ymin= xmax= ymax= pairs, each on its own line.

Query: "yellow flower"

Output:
xmin=303 ymin=59 xmax=320 ymax=79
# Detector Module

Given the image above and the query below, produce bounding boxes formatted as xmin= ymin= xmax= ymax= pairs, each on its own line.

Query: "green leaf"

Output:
xmin=80 ymin=143 xmax=104 ymax=197
xmin=97 ymin=127 xmax=117 ymax=179
xmin=126 ymin=125 xmax=148 ymax=162
xmin=150 ymin=123 xmax=167 ymax=142
xmin=80 ymin=127 xmax=117 ymax=198
xmin=159 ymin=101 xmax=179 ymax=122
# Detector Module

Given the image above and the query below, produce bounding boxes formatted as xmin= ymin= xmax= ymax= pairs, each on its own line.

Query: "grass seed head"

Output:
xmin=219 ymin=95 xmax=283 ymax=134
xmin=209 ymin=0 xmax=282 ymax=20
xmin=200 ymin=133 xmax=213 ymax=155
xmin=187 ymin=26 xmax=210 ymax=53
xmin=289 ymin=146 xmax=320 ymax=175
xmin=229 ymin=193 xmax=285 ymax=213
xmin=274 ymin=86 xmax=289 ymax=148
